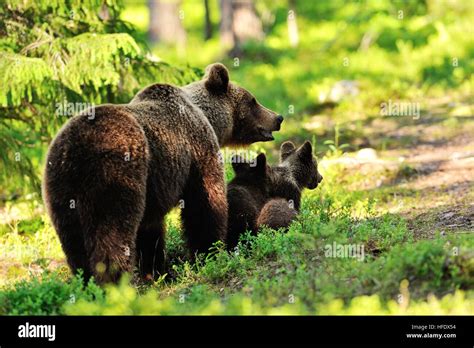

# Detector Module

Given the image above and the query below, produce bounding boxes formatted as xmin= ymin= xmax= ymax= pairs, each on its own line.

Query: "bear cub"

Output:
xmin=226 ymin=141 xmax=323 ymax=249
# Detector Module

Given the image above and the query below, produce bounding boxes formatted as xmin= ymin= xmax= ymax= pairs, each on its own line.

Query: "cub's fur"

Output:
xmin=226 ymin=141 xmax=322 ymax=249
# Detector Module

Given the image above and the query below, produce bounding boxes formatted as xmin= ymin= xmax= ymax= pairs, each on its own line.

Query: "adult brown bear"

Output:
xmin=42 ymin=63 xmax=283 ymax=284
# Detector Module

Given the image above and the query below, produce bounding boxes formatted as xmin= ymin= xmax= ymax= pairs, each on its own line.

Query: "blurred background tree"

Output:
xmin=148 ymin=0 xmax=186 ymax=48
xmin=219 ymin=0 xmax=263 ymax=56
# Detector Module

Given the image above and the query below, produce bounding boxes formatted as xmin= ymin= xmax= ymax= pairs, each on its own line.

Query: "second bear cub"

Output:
xmin=226 ymin=141 xmax=323 ymax=249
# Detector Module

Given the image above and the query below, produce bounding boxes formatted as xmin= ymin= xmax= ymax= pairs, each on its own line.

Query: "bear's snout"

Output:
xmin=275 ymin=115 xmax=284 ymax=130
xmin=308 ymin=173 xmax=323 ymax=189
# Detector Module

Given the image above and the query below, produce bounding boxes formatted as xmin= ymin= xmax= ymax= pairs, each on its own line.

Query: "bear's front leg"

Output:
xmin=181 ymin=155 xmax=227 ymax=255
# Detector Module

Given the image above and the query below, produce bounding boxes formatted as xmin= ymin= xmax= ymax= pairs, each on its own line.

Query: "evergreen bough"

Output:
xmin=0 ymin=0 xmax=201 ymax=195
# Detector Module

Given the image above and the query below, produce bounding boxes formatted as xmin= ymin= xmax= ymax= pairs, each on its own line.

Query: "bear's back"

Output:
xmin=130 ymin=83 xmax=184 ymax=104
xmin=128 ymin=83 xmax=210 ymax=133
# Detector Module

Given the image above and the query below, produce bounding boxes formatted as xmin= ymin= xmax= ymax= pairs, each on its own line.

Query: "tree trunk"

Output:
xmin=219 ymin=0 xmax=234 ymax=48
xmin=287 ymin=0 xmax=299 ymax=47
xmin=99 ymin=3 xmax=110 ymax=21
xmin=204 ymin=0 xmax=213 ymax=40
xmin=232 ymin=0 xmax=263 ymax=43
xmin=220 ymin=0 xmax=263 ymax=56
xmin=148 ymin=0 xmax=186 ymax=46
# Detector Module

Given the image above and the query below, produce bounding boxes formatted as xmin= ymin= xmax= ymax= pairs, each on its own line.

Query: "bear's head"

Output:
xmin=277 ymin=141 xmax=323 ymax=190
xmin=185 ymin=63 xmax=283 ymax=146
xmin=230 ymin=153 xmax=269 ymax=191
xmin=229 ymin=141 xmax=323 ymax=194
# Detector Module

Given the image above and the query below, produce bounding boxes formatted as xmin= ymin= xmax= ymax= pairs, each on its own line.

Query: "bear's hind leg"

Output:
xmin=49 ymin=203 xmax=93 ymax=281
xmin=86 ymin=226 xmax=137 ymax=284
xmin=82 ymin=184 xmax=146 ymax=284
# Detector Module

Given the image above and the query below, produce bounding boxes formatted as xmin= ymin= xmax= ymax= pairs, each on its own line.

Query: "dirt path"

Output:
xmin=393 ymin=132 xmax=474 ymax=238
xmin=318 ymin=112 xmax=474 ymax=239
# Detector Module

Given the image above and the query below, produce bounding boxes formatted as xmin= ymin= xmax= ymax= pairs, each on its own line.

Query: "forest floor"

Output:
xmin=334 ymin=113 xmax=474 ymax=239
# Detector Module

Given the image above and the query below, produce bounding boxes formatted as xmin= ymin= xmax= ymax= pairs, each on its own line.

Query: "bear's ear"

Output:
xmin=231 ymin=155 xmax=249 ymax=174
xmin=204 ymin=63 xmax=229 ymax=94
xmin=280 ymin=141 xmax=296 ymax=162
xmin=297 ymin=141 xmax=313 ymax=161
xmin=251 ymin=153 xmax=267 ymax=176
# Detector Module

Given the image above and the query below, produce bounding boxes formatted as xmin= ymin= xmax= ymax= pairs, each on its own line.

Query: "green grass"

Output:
xmin=1 ymin=202 xmax=472 ymax=315
xmin=0 ymin=271 xmax=103 ymax=315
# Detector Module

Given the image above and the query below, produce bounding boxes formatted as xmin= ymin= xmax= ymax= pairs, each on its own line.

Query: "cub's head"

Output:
xmin=230 ymin=153 xmax=269 ymax=188
xmin=278 ymin=141 xmax=323 ymax=190
xmin=196 ymin=63 xmax=283 ymax=145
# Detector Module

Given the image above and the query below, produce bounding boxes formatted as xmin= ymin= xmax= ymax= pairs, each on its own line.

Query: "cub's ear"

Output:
xmin=250 ymin=153 xmax=267 ymax=176
xmin=204 ymin=63 xmax=229 ymax=94
xmin=280 ymin=141 xmax=296 ymax=162
xmin=297 ymin=141 xmax=313 ymax=160
xmin=231 ymin=155 xmax=249 ymax=174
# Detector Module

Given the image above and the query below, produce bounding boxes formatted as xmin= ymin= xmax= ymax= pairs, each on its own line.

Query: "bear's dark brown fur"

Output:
xmin=226 ymin=153 xmax=269 ymax=249
xmin=226 ymin=141 xmax=322 ymax=249
xmin=43 ymin=63 xmax=283 ymax=284
xmin=256 ymin=198 xmax=298 ymax=230
xmin=256 ymin=141 xmax=323 ymax=229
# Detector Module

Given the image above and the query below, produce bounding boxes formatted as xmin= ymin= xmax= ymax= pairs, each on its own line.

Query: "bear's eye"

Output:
xmin=251 ymin=97 xmax=257 ymax=105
